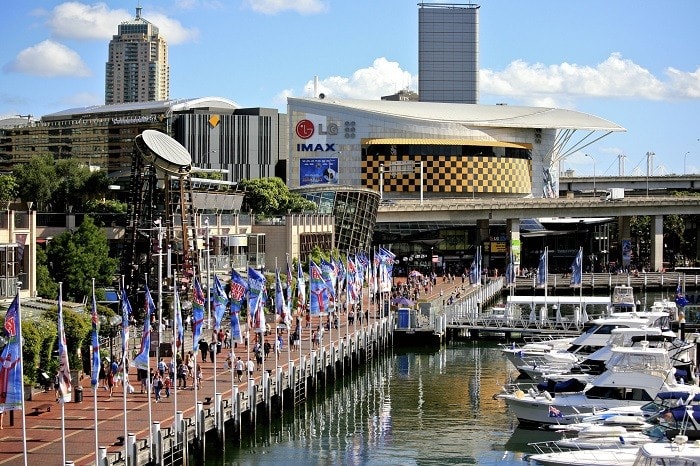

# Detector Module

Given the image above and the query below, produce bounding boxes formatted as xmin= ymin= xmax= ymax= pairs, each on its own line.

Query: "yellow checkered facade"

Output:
xmin=362 ymin=155 xmax=532 ymax=194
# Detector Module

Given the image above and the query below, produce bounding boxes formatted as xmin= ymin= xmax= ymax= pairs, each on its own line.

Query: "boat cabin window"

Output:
xmin=585 ymin=386 xmax=652 ymax=402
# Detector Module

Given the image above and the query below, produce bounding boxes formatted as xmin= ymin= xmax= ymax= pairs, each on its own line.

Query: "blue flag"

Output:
xmin=469 ymin=246 xmax=481 ymax=285
xmin=247 ymin=267 xmax=267 ymax=333
xmin=212 ymin=275 xmax=227 ymax=331
xmin=133 ymin=284 xmax=154 ymax=371
xmin=90 ymin=289 xmax=101 ymax=387
xmin=676 ymin=281 xmax=689 ymax=308
xmin=536 ymin=249 xmax=548 ymax=288
xmin=505 ymin=253 xmax=516 ymax=287
xmin=121 ymin=289 xmax=132 ymax=360
xmin=229 ymin=269 xmax=248 ymax=343
xmin=570 ymin=247 xmax=583 ymax=287
xmin=174 ymin=284 xmax=184 ymax=351
xmin=309 ymin=260 xmax=328 ymax=315
xmin=192 ymin=277 xmax=205 ymax=352
xmin=0 ymin=294 xmax=23 ymax=410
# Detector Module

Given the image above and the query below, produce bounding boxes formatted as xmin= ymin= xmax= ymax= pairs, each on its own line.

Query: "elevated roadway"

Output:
xmin=376 ymin=195 xmax=700 ymax=223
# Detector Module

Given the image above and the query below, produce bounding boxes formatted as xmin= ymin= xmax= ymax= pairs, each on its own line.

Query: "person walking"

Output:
xmin=246 ymin=358 xmax=255 ymax=378
xmin=235 ymin=357 xmax=244 ymax=382
xmin=163 ymin=374 xmax=171 ymax=398
xmin=153 ymin=373 xmax=163 ymax=402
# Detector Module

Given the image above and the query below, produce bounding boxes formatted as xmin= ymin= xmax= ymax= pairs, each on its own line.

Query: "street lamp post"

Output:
xmin=204 ymin=217 xmax=211 ymax=330
xmin=584 ymin=154 xmax=596 ymax=198
xmin=646 ymin=151 xmax=655 ymax=197
xmin=379 ymin=164 xmax=384 ymax=200
xmin=685 ymin=151 xmax=690 ymax=175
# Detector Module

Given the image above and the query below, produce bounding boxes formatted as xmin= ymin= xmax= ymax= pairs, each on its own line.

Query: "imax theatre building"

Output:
xmin=287 ymin=97 xmax=623 ymax=273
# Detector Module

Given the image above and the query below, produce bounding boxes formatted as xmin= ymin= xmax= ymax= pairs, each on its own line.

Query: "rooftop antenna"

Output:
xmin=136 ymin=1 xmax=142 ymax=19
xmin=16 ymin=114 xmax=32 ymax=123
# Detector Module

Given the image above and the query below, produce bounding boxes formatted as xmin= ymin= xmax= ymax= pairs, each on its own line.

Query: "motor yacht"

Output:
xmin=497 ymin=344 xmax=700 ymax=426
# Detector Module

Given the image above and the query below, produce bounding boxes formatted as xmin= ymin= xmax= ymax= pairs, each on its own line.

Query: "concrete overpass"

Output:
xmin=559 ymin=174 xmax=700 ymax=195
xmin=376 ymin=195 xmax=700 ymax=271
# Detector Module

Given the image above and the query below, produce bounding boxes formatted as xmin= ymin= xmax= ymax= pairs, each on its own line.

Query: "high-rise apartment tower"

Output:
xmin=105 ymin=7 xmax=169 ymax=104
xmin=418 ymin=3 xmax=479 ymax=104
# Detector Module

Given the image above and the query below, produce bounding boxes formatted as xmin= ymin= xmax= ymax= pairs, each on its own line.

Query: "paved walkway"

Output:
xmin=0 ymin=278 xmax=468 ymax=466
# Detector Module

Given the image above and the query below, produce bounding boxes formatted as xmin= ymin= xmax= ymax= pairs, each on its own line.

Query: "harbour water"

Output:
xmin=201 ymin=290 xmax=680 ymax=465
xmin=202 ymin=341 xmax=558 ymax=465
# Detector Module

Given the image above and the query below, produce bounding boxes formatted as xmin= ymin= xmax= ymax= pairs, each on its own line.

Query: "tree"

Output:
xmin=13 ymin=154 xmax=58 ymax=211
xmin=35 ymin=245 xmax=58 ymax=299
xmin=46 ymin=216 xmax=118 ymax=301
xmin=239 ymin=177 xmax=316 ymax=217
xmin=0 ymin=174 xmax=17 ymax=207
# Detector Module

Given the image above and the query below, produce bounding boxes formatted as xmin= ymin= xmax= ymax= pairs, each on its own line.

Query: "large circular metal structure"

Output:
xmin=136 ymin=129 xmax=192 ymax=174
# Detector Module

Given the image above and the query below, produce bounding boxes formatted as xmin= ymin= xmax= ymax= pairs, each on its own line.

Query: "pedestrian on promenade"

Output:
xmin=198 ymin=339 xmax=208 ymax=362
xmin=208 ymin=340 xmax=216 ymax=362
xmin=99 ymin=361 xmax=107 ymax=390
xmin=246 ymin=358 xmax=255 ymax=378
xmin=196 ymin=366 xmax=203 ymax=389
xmin=236 ymin=357 xmax=244 ymax=382
xmin=153 ymin=373 xmax=163 ymax=402
xmin=163 ymin=375 xmax=171 ymax=398
xmin=157 ymin=358 xmax=166 ymax=377
xmin=177 ymin=362 xmax=188 ymax=388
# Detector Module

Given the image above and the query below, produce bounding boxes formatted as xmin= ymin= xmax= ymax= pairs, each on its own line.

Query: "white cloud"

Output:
xmin=47 ymin=2 xmax=131 ymax=40
xmin=244 ymin=0 xmax=327 ymax=15
xmin=480 ymin=53 xmax=700 ymax=106
xmin=297 ymin=57 xmax=416 ymax=100
xmin=46 ymin=2 xmax=199 ymax=44
xmin=279 ymin=54 xmax=700 ymax=111
xmin=4 ymin=40 xmax=91 ymax=77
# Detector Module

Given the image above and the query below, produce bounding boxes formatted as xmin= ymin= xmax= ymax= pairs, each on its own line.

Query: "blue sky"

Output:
xmin=1 ymin=0 xmax=698 ymax=176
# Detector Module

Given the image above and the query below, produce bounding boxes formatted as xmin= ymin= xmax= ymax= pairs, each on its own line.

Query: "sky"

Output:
xmin=1 ymin=0 xmax=698 ymax=177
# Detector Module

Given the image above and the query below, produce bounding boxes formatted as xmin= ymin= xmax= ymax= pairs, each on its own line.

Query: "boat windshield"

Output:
xmin=605 ymin=350 xmax=670 ymax=378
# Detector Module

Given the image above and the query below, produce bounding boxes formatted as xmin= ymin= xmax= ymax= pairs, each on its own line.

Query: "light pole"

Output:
xmin=646 ymin=151 xmax=655 ymax=197
xmin=379 ymin=164 xmax=384 ymax=200
xmin=155 ymin=218 xmax=164 ymax=364
xmin=684 ymin=151 xmax=690 ymax=175
xmin=584 ymin=154 xmax=596 ymax=198
xmin=204 ymin=216 xmax=211 ymax=330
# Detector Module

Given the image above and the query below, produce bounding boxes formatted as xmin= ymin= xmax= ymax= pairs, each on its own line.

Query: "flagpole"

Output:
xmin=16 ymin=287 xmax=28 ymax=466
xmin=172 ymin=271 xmax=180 ymax=464
xmin=91 ymin=278 xmax=99 ymax=465
xmin=144 ymin=275 xmax=154 ymax=463
xmin=121 ymin=275 xmax=128 ymax=466
xmin=57 ymin=282 xmax=69 ymax=465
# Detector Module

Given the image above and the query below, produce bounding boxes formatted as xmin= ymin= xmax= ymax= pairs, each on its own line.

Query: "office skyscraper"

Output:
xmin=418 ymin=3 xmax=479 ymax=104
xmin=105 ymin=7 xmax=169 ymax=104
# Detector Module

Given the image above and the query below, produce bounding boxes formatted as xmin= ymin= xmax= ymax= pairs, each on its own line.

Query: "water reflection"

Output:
xmin=205 ymin=342 xmax=556 ymax=465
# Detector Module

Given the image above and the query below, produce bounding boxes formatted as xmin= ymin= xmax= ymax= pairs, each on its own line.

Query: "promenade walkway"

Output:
xmin=0 ymin=277 xmax=467 ymax=466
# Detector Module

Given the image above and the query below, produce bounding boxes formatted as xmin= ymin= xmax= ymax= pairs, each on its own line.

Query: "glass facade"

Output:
xmin=295 ymin=186 xmax=380 ymax=253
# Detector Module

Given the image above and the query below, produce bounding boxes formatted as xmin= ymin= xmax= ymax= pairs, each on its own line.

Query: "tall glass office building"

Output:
xmin=418 ymin=3 xmax=479 ymax=104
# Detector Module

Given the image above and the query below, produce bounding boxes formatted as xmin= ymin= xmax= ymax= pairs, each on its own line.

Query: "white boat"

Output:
xmin=529 ymin=436 xmax=700 ymax=466
xmin=497 ymin=344 xmax=700 ymax=426
xmin=612 ymin=285 xmax=636 ymax=312
xmin=503 ymin=312 xmax=673 ymax=380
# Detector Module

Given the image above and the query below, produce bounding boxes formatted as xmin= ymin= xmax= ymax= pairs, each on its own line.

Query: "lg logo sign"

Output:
xmin=295 ymin=119 xmax=343 ymax=139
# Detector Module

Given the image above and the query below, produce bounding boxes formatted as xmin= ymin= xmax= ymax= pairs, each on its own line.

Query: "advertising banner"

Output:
xmin=300 ymin=157 xmax=339 ymax=186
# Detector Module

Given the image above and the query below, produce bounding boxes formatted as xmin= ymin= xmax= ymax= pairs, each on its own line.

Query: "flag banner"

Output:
xmin=505 ymin=254 xmax=516 ymax=287
xmin=469 ymin=246 xmax=481 ymax=285
xmin=676 ymin=280 xmax=689 ymax=308
xmin=536 ymin=249 xmax=548 ymax=288
xmin=57 ymin=289 xmax=72 ymax=403
xmin=192 ymin=277 xmax=205 ymax=352
xmin=309 ymin=260 xmax=328 ymax=316
xmin=132 ymin=284 xmax=154 ymax=371
xmin=346 ymin=257 xmax=359 ymax=305
xmin=0 ymin=295 xmax=23 ymax=410
xmin=247 ymin=267 xmax=267 ymax=333
xmin=15 ymin=234 xmax=27 ymax=264
xmin=90 ymin=290 xmax=100 ymax=387
xmin=212 ymin=275 xmax=227 ymax=331
xmin=296 ymin=262 xmax=307 ymax=315
xmin=275 ymin=266 xmax=291 ymax=327
xmin=229 ymin=269 xmax=248 ymax=342
xmin=121 ymin=289 xmax=132 ymax=360
xmin=570 ymin=248 xmax=583 ymax=288
xmin=286 ymin=256 xmax=294 ymax=311
xmin=336 ymin=257 xmax=346 ymax=296
xmin=174 ymin=284 xmax=184 ymax=350
xmin=320 ymin=258 xmax=337 ymax=311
